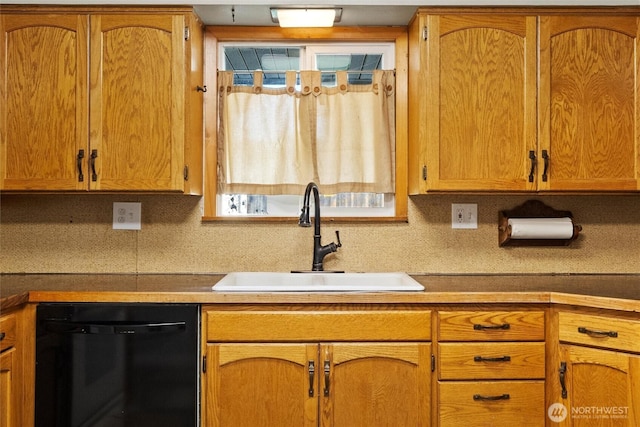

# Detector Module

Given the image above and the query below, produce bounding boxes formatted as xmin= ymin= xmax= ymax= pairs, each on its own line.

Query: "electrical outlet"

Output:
xmin=113 ymin=202 xmax=141 ymax=230
xmin=451 ymin=203 xmax=477 ymax=229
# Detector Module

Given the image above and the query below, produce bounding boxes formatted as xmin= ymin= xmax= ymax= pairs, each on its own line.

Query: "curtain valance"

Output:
xmin=217 ymin=69 xmax=395 ymax=195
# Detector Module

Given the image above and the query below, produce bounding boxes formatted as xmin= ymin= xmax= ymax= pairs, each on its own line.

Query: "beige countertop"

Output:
xmin=1 ymin=273 xmax=639 ymax=312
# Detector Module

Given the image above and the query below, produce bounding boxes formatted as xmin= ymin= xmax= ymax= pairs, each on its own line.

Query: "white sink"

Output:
xmin=212 ymin=272 xmax=424 ymax=292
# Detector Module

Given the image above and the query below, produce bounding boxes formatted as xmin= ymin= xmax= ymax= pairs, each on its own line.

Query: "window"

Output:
xmin=203 ymin=27 xmax=408 ymax=221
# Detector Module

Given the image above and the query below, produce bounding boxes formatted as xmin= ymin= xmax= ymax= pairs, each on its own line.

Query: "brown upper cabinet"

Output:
xmin=539 ymin=15 xmax=639 ymax=192
xmin=408 ymin=9 xmax=640 ymax=193
xmin=0 ymin=8 xmax=203 ymax=193
xmin=409 ymin=13 xmax=538 ymax=193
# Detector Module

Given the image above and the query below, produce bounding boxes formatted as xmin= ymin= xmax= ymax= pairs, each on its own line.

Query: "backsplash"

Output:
xmin=1 ymin=194 xmax=638 ymax=274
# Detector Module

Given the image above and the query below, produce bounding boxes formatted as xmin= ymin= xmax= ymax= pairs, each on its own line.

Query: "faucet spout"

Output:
xmin=299 ymin=182 xmax=341 ymax=271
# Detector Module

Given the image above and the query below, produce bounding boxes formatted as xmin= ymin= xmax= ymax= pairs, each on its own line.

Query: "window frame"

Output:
xmin=202 ymin=26 xmax=409 ymax=223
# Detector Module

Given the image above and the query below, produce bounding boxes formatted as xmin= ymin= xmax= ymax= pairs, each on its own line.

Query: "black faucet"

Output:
xmin=299 ymin=182 xmax=342 ymax=271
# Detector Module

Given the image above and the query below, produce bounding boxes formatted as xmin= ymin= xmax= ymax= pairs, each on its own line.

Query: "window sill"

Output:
xmin=201 ymin=216 xmax=408 ymax=223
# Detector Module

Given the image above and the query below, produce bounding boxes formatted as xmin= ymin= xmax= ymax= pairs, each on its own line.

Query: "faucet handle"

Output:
xmin=335 ymin=230 xmax=342 ymax=248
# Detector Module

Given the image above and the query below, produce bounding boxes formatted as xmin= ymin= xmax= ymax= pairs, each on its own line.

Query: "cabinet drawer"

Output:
xmin=206 ymin=310 xmax=431 ymax=342
xmin=438 ymin=342 xmax=545 ymax=379
xmin=438 ymin=380 xmax=545 ymax=427
xmin=559 ymin=312 xmax=640 ymax=353
xmin=0 ymin=313 xmax=16 ymax=352
xmin=438 ymin=311 xmax=545 ymax=341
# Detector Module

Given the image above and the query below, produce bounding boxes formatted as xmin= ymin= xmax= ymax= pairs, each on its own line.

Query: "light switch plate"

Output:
xmin=113 ymin=202 xmax=141 ymax=230
xmin=451 ymin=203 xmax=477 ymax=229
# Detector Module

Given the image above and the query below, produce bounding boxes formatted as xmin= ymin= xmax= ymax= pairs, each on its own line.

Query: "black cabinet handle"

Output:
xmin=323 ymin=360 xmax=330 ymax=396
xmin=578 ymin=326 xmax=618 ymax=338
xmin=77 ymin=149 xmax=85 ymax=182
xmin=308 ymin=361 xmax=315 ymax=397
xmin=528 ymin=151 xmax=536 ymax=183
xmin=474 ymin=355 xmax=511 ymax=363
xmin=559 ymin=361 xmax=567 ymax=399
xmin=473 ymin=323 xmax=510 ymax=331
xmin=473 ymin=393 xmax=510 ymax=401
xmin=90 ymin=149 xmax=98 ymax=181
xmin=542 ymin=150 xmax=549 ymax=182
xmin=0 ymin=332 xmax=5 ymax=341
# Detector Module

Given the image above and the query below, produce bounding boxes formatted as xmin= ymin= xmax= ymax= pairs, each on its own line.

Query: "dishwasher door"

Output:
xmin=35 ymin=303 xmax=200 ymax=427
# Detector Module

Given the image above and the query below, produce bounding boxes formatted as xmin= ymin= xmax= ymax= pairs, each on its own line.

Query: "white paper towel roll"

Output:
xmin=508 ymin=217 xmax=575 ymax=239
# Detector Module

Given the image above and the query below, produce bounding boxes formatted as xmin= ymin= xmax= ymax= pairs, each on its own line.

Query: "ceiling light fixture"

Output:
xmin=270 ymin=7 xmax=343 ymax=28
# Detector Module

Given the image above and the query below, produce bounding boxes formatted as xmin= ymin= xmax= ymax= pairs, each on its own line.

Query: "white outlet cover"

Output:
xmin=451 ymin=203 xmax=478 ymax=229
xmin=113 ymin=202 xmax=142 ymax=230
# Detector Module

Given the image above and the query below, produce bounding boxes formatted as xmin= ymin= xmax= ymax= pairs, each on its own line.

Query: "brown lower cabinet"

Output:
xmin=0 ymin=304 xmax=36 ymax=427
xmin=202 ymin=307 xmax=432 ymax=427
xmin=205 ymin=342 xmax=432 ymax=427
xmin=8 ymin=299 xmax=639 ymax=427
xmin=550 ymin=311 xmax=640 ymax=427
xmin=437 ymin=310 xmax=547 ymax=427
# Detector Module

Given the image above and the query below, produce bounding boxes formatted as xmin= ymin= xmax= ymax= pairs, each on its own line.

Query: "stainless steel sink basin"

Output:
xmin=212 ymin=272 xmax=424 ymax=292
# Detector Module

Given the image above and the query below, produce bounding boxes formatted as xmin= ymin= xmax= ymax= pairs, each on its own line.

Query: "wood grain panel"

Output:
xmin=207 ymin=343 xmax=317 ymax=427
xmin=89 ymin=14 xmax=185 ymax=191
xmin=322 ymin=343 xmax=431 ymax=427
xmin=560 ymin=344 xmax=640 ymax=427
xmin=0 ymin=314 xmax=16 ymax=352
xmin=539 ymin=16 xmax=640 ymax=191
xmin=559 ymin=311 xmax=640 ymax=353
xmin=1 ymin=15 xmax=88 ymax=190
xmin=438 ymin=310 xmax=545 ymax=341
xmin=206 ymin=310 xmax=431 ymax=341
xmin=438 ymin=342 xmax=546 ymax=379
xmin=423 ymin=14 xmax=537 ymax=191
xmin=438 ymin=380 xmax=545 ymax=427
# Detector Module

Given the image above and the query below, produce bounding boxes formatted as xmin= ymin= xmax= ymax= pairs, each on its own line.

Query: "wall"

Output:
xmin=1 ymin=193 xmax=638 ymax=274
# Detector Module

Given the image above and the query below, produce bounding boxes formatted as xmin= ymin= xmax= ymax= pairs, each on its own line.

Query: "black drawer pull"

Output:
xmin=308 ymin=361 xmax=315 ymax=397
xmin=474 ymin=355 xmax=511 ymax=363
xmin=0 ymin=332 xmax=5 ymax=341
xmin=559 ymin=361 xmax=568 ymax=399
xmin=474 ymin=393 xmax=510 ymax=401
xmin=473 ymin=323 xmax=510 ymax=331
xmin=77 ymin=149 xmax=85 ymax=182
xmin=528 ymin=151 xmax=536 ymax=182
xmin=578 ymin=326 xmax=618 ymax=338
xmin=90 ymin=149 xmax=98 ymax=181
xmin=541 ymin=150 xmax=550 ymax=182
xmin=323 ymin=360 xmax=331 ymax=396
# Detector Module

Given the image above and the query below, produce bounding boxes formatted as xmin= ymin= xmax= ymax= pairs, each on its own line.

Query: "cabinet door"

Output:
xmin=205 ymin=343 xmax=318 ymax=427
xmin=320 ymin=343 xmax=431 ymax=427
xmin=557 ymin=344 xmax=640 ymax=427
xmin=0 ymin=348 xmax=16 ymax=427
xmin=0 ymin=14 xmax=88 ymax=191
xmin=539 ymin=16 xmax=640 ymax=191
xmin=89 ymin=14 xmax=185 ymax=191
xmin=419 ymin=15 xmax=537 ymax=192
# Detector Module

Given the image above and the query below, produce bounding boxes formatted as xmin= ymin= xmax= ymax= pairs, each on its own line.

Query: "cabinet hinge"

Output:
xmin=431 ymin=354 xmax=435 ymax=372
xmin=422 ymin=26 xmax=428 ymax=41
xmin=183 ymin=165 xmax=189 ymax=181
xmin=202 ymin=355 xmax=207 ymax=373
xmin=422 ymin=165 xmax=427 ymax=181
xmin=184 ymin=26 xmax=190 ymax=41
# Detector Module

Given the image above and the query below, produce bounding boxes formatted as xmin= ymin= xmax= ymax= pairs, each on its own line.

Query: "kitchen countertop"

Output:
xmin=1 ymin=273 xmax=639 ymax=313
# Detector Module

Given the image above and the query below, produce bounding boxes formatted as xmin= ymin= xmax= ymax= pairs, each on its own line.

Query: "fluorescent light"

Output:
xmin=270 ymin=8 xmax=342 ymax=28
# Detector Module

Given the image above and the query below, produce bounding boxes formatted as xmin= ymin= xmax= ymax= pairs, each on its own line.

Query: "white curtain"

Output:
xmin=217 ymin=69 xmax=395 ymax=195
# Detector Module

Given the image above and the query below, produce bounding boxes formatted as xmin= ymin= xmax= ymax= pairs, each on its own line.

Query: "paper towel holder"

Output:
xmin=498 ymin=200 xmax=582 ymax=247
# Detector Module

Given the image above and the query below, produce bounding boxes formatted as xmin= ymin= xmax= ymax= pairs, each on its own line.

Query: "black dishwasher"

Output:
xmin=35 ymin=303 xmax=200 ymax=427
